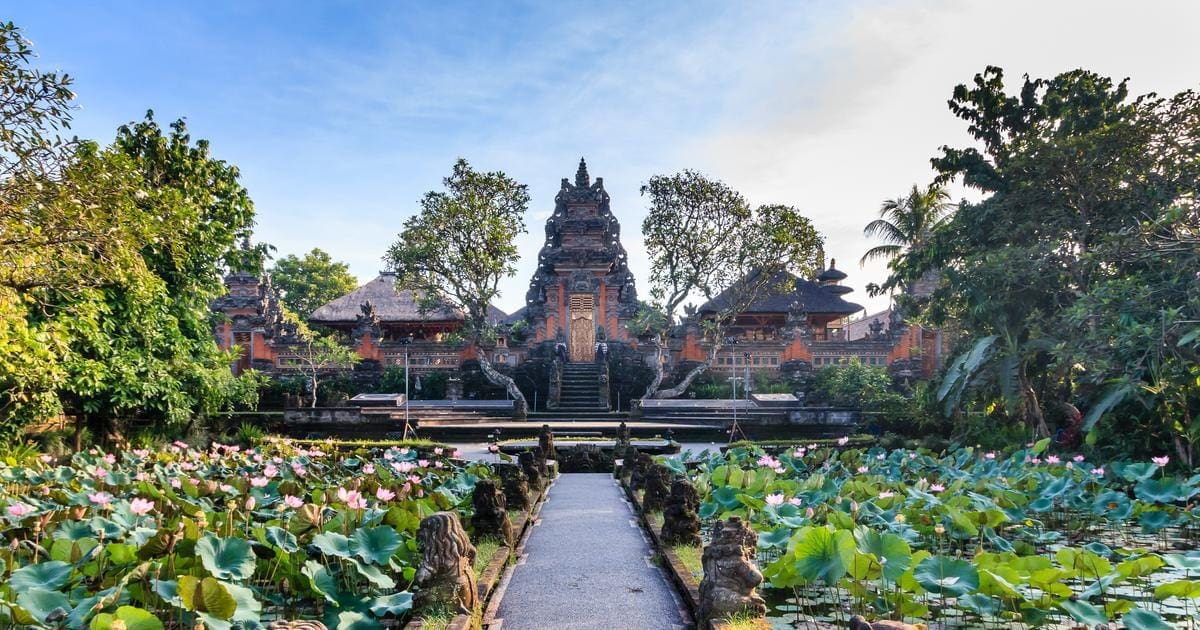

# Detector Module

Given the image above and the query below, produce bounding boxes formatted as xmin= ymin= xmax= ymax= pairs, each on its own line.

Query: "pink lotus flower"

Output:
xmin=930 ymin=483 xmax=945 ymax=493
xmin=88 ymin=492 xmax=112 ymax=506
xmin=435 ymin=461 xmax=444 ymax=469
xmin=363 ymin=463 xmax=375 ymax=475
xmin=417 ymin=459 xmax=430 ymax=468
xmin=1072 ymin=455 xmax=1085 ymax=462
xmin=376 ymin=488 xmax=395 ymax=502
xmin=1046 ymin=455 xmax=1060 ymax=464
xmin=393 ymin=461 xmax=416 ymax=473
xmin=263 ymin=464 xmax=278 ymax=478
xmin=292 ymin=464 xmax=307 ymax=478
xmin=878 ymin=491 xmax=895 ymax=499
xmin=337 ymin=488 xmax=367 ymax=510
xmin=857 ymin=466 xmax=869 ymax=474
xmin=792 ymin=448 xmax=806 ymax=458
xmin=104 ymin=453 xmax=116 ymax=465
xmin=384 ymin=451 xmax=395 ymax=460
xmin=434 ymin=447 xmax=444 ymax=455
xmin=908 ymin=452 xmax=917 ymax=459
xmin=407 ymin=475 xmax=422 ymax=485
xmin=129 ymin=498 xmax=154 ymax=516
xmin=788 ymin=497 xmax=803 ymax=506
xmin=170 ymin=478 xmax=182 ymax=488
xmin=1091 ymin=467 xmax=1105 ymax=476
xmin=1152 ymin=455 xmax=1170 ymax=466
xmin=984 ymin=452 xmax=996 ymax=460
xmin=837 ymin=437 xmax=850 ymax=446
xmin=244 ymin=496 xmax=256 ymax=510
xmin=6 ymin=503 xmax=33 ymax=517
xmin=1029 ymin=458 xmax=1041 ymax=465
xmin=765 ymin=493 xmax=784 ymax=506
xmin=39 ymin=454 xmax=53 ymax=463
xmin=250 ymin=477 xmax=269 ymax=488
xmin=93 ymin=468 xmax=108 ymax=480
xmin=220 ymin=484 xmax=235 ymax=493
xmin=283 ymin=495 xmax=304 ymax=509
xmin=399 ymin=447 xmax=410 ymax=455
xmin=805 ymin=507 xmax=815 ymax=518
xmin=452 ymin=449 xmax=462 ymax=458
xmin=488 ymin=445 xmax=500 ymax=453
xmin=808 ymin=443 xmax=817 ymax=450
xmin=757 ymin=454 xmax=778 ymax=468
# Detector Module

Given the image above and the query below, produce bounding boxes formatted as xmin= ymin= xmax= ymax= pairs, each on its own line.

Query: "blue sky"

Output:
xmin=10 ymin=1 xmax=1200 ymax=314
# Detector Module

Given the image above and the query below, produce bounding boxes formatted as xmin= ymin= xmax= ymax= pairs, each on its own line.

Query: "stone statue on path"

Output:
xmin=519 ymin=449 xmax=545 ymax=492
xmin=642 ymin=464 xmax=671 ymax=513
xmin=414 ymin=512 xmax=478 ymax=614
xmin=471 ymin=478 xmax=514 ymax=547
xmin=698 ymin=516 xmax=766 ymax=628
xmin=538 ymin=424 xmax=556 ymax=461
xmin=496 ymin=463 xmax=530 ymax=511
xmin=661 ymin=478 xmax=702 ymax=546
xmin=630 ymin=452 xmax=654 ymax=492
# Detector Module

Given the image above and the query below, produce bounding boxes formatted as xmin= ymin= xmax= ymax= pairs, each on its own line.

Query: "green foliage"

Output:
xmin=860 ymin=183 xmax=954 ymax=295
xmin=269 ymin=248 xmax=359 ymax=317
xmin=639 ymin=170 xmax=825 ymax=398
xmin=385 ymin=158 xmax=529 ymax=402
xmin=886 ymin=66 xmax=1200 ymax=458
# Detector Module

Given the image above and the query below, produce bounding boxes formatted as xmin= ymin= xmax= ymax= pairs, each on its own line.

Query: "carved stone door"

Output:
xmin=569 ymin=294 xmax=595 ymax=362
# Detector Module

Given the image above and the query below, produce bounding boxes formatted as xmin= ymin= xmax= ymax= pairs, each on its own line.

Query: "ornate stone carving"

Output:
xmin=471 ymin=479 xmax=513 ymax=547
xmin=538 ymin=424 xmax=556 ymax=461
xmin=352 ymin=300 xmax=382 ymax=342
xmin=615 ymin=421 xmax=631 ymax=449
xmin=496 ymin=463 xmax=530 ymax=512
xmin=630 ymin=452 xmax=654 ymax=492
xmin=698 ymin=516 xmax=766 ymax=627
xmin=661 ymin=478 xmax=702 ymax=547
xmin=518 ymin=449 xmax=545 ymax=492
xmin=619 ymin=445 xmax=639 ymax=481
xmin=414 ymin=512 xmax=478 ymax=614
xmin=642 ymin=464 xmax=671 ymax=513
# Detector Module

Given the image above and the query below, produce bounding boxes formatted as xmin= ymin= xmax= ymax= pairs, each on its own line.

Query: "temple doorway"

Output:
xmin=568 ymin=294 xmax=595 ymax=362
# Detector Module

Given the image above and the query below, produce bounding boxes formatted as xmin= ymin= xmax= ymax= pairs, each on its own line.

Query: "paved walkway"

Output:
xmin=489 ymin=473 xmax=690 ymax=629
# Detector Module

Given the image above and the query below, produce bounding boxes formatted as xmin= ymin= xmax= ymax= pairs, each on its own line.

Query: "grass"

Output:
xmin=671 ymin=544 xmax=703 ymax=580
xmin=473 ymin=537 xmax=503 ymax=577
xmin=720 ymin=611 xmax=770 ymax=629
xmin=416 ymin=604 xmax=455 ymax=630
xmin=277 ymin=436 xmax=451 ymax=450
xmin=726 ymin=434 xmax=876 ymax=449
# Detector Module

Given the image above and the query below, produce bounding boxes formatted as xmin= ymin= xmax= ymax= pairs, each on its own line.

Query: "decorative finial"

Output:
xmin=575 ymin=157 xmax=590 ymax=187
xmin=240 ymin=234 xmax=252 ymax=251
xmin=829 ymin=258 xmax=836 ymax=269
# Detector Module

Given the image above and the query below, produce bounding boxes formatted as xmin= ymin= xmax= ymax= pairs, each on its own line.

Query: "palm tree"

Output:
xmin=859 ymin=184 xmax=954 ymax=266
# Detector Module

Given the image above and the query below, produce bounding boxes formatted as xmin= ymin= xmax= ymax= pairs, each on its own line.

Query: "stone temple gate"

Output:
xmin=520 ymin=158 xmax=639 ymax=359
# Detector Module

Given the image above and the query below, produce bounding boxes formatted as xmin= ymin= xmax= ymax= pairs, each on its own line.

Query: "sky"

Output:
xmin=9 ymin=0 xmax=1200 ymax=316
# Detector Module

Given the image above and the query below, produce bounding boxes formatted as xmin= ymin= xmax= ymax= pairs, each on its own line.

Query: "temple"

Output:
xmin=212 ymin=159 xmax=939 ymax=406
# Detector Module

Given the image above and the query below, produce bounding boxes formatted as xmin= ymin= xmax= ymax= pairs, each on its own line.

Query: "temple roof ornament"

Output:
xmin=575 ymin=157 xmax=590 ymax=187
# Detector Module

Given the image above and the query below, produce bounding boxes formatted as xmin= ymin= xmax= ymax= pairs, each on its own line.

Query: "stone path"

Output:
xmin=488 ymin=473 xmax=690 ymax=629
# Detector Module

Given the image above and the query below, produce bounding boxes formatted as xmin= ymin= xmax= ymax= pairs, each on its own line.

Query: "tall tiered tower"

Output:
xmin=523 ymin=159 xmax=639 ymax=360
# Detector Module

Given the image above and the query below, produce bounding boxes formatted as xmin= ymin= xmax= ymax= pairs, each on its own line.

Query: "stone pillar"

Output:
xmin=698 ymin=517 xmax=766 ymax=628
xmin=414 ymin=512 xmax=478 ymax=614
xmin=446 ymin=377 xmax=463 ymax=401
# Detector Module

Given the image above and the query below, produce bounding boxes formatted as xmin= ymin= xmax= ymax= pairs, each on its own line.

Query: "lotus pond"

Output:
xmin=0 ymin=437 xmax=494 ymax=629
xmin=672 ymin=440 xmax=1200 ymax=628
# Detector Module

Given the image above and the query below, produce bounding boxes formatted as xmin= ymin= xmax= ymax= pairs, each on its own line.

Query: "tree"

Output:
xmin=287 ymin=319 xmax=359 ymax=407
xmin=859 ymin=184 xmax=954 ymax=296
xmin=269 ymin=248 xmax=359 ymax=316
xmin=385 ymin=158 xmax=529 ymax=404
xmin=639 ymin=171 xmax=824 ymax=398
xmin=895 ymin=66 xmax=1200 ymax=444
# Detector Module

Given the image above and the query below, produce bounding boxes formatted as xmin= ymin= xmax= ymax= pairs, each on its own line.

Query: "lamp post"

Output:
xmin=401 ymin=335 xmax=414 ymax=440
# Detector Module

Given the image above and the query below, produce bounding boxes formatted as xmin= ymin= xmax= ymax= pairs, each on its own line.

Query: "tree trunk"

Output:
xmin=310 ymin=375 xmax=318 ymax=408
xmin=478 ymin=355 xmax=526 ymax=404
xmin=653 ymin=361 xmax=710 ymax=399
xmin=642 ymin=341 xmax=666 ymax=399
xmin=74 ymin=414 xmax=84 ymax=452
xmin=1020 ymin=368 xmax=1050 ymax=438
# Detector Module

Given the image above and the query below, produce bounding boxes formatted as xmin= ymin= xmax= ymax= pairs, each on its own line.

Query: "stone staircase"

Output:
xmin=556 ymin=362 xmax=609 ymax=412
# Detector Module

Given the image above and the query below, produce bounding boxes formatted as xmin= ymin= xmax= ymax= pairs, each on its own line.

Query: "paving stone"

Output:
xmin=491 ymin=473 xmax=690 ymax=629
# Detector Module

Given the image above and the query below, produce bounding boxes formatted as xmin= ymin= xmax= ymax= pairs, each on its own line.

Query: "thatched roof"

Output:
xmin=308 ymin=273 xmax=508 ymax=324
xmin=697 ymin=270 xmax=862 ymax=317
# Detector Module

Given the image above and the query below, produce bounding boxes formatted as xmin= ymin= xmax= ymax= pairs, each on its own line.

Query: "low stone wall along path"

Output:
xmin=489 ymin=473 xmax=690 ymax=629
